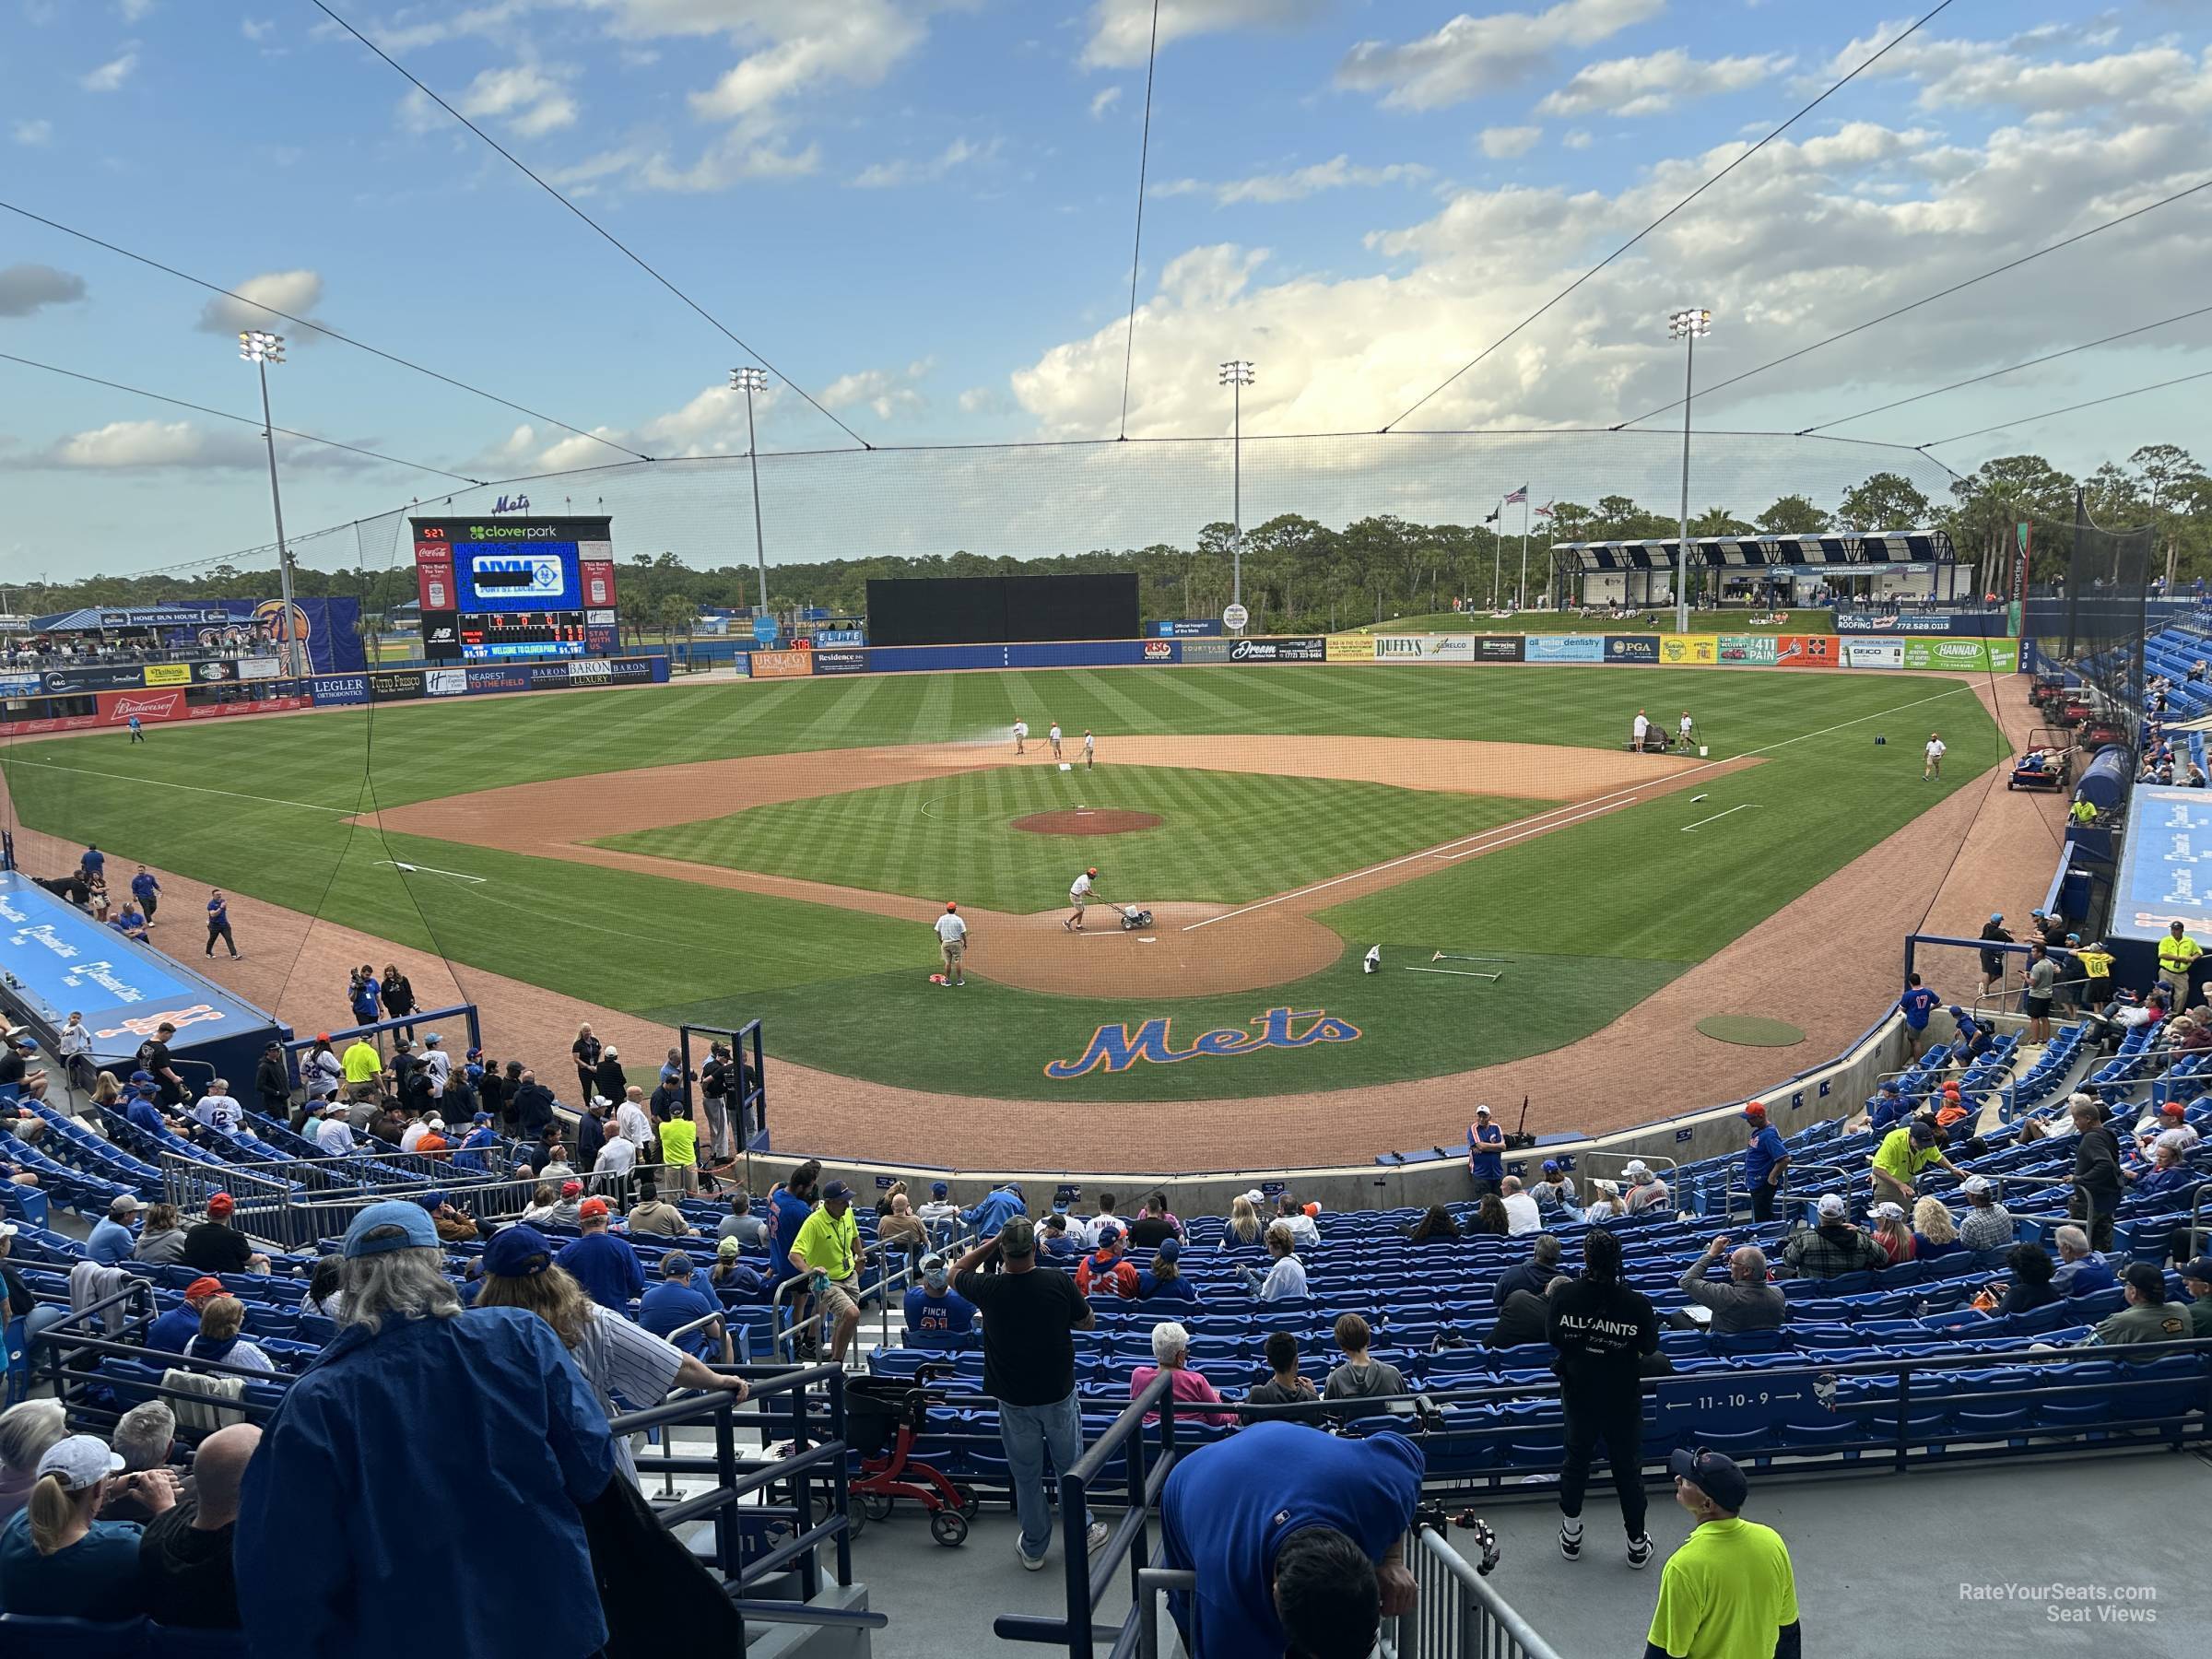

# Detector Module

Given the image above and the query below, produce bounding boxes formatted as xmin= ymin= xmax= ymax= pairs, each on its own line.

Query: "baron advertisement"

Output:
xmin=1604 ymin=634 xmax=1660 ymax=664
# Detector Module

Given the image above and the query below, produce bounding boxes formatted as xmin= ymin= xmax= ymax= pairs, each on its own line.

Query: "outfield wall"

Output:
xmin=0 ymin=654 xmax=671 ymax=735
xmin=728 ymin=631 xmax=2018 ymax=679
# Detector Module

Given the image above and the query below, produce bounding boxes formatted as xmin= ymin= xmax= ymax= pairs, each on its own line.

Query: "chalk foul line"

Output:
xmin=1680 ymin=804 xmax=1759 ymax=832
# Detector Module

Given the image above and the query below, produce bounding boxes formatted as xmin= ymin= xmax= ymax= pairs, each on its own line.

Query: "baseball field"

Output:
xmin=0 ymin=663 xmax=2002 ymax=1107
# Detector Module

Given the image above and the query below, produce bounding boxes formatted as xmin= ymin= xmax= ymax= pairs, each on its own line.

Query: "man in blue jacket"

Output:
xmin=961 ymin=1182 xmax=1027 ymax=1237
xmin=1467 ymin=1104 xmax=1505 ymax=1196
xmin=1741 ymin=1104 xmax=1791 ymax=1223
xmin=1160 ymin=1419 xmax=1423 ymax=1659
xmin=235 ymin=1200 xmax=617 ymax=1659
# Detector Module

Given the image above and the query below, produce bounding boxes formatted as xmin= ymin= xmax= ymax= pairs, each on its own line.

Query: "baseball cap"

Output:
xmin=1157 ymin=1237 xmax=1182 ymax=1262
xmin=997 ymin=1217 xmax=1037 ymax=1258
xmin=2181 ymin=1255 xmax=2212 ymax=1286
xmin=921 ymin=1253 xmax=949 ymax=1288
xmin=717 ymin=1236 xmax=742 ymax=1258
xmin=1960 ymin=1176 xmax=1992 ymax=1197
xmin=315 ymin=1033 xmax=331 ymax=1044
xmin=2122 ymin=1261 xmax=2167 ymax=1301
xmin=931 ymin=1181 xmax=949 ymax=1198
xmin=2163 ymin=1102 xmax=2187 ymax=1117
xmin=482 ymin=1224 xmax=554 ymax=1278
xmin=1244 ymin=1189 xmax=1265 ymax=1204
xmin=1086 ymin=866 xmax=1098 ymax=877
xmin=112 ymin=1194 xmax=142 ymax=1212
xmin=662 ymin=1252 xmax=694 ymax=1278
xmin=1625 ymin=1160 xmax=1651 ymax=1179
xmin=425 ymin=1033 xmax=441 ymax=1046
xmin=1909 ymin=1122 xmax=1938 ymax=1146
xmin=561 ymin=1180 xmax=583 ymax=1198
xmin=425 ymin=1115 xmax=444 ymax=1131
xmin=343 ymin=1199 xmax=438 ymax=1257
xmin=946 ymin=900 xmax=958 ymax=912
xmin=1541 ymin=1160 xmax=1559 ymax=1174
xmin=1989 ymin=913 xmax=2003 ymax=923
xmin=473 ymin=1112 xmax=492 ymax=1124
xmin=1878 ymin=1079 xmax=1900 ymax=1093
xmin=129 ymin=1070 xmax=155 ymax=1086
xmin=182 ymin=1276 xmax=224 ymax=1304
xmin=577 ymin=1196 xmax=610 ymax=1220
xmin=1474 ymin=1103 xmax=1491 ymax=1116
xmin=1742 ymin=1104 xmax=1766 ymax=1122
xmin=1871 ymin=1201 xmax=1906 ymax=1221
xmin=823 ymin=1179 xmax=853 ymax=1202
xmin=206 ymin=1193 xmax=235 ymax=1218
xmin=416 ymin=1191 xmax=449 ymax=1211
xmin=1669 ymin=1447 xmax=1749 ymax=1512
xmin=1094 ymin=1223 xmax=1122 ymax=1246
xmin=37 ymin=1435 xmax=124 ymax=1493
xmin=1817 ymin=1193 xmax=1846 ymax=1218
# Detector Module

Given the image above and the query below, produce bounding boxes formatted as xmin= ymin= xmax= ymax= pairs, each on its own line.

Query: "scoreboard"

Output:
xmin=410 ymin=516 xmax=618 ymax=662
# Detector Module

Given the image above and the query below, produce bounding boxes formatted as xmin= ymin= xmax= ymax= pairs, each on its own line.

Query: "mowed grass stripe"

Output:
xmin=603 ymin=765 xmax=1550 ymax=913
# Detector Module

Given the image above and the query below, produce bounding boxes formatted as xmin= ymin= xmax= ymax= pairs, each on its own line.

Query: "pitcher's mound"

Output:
xmin=1013 ymin=809 xmax=1162 ymax=836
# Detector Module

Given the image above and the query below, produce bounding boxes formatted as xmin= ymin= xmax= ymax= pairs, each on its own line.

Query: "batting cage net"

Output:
xmin=2046 ymin=503 xmax=2154 ymax=729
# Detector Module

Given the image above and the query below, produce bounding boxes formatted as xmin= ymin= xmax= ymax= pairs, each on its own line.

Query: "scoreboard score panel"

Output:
xmin=410 ymin=515 xmax=618 ymax=662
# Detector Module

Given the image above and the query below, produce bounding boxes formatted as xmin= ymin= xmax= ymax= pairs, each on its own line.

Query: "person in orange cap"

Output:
xmin=935 ymin=900 xmax=969 ymax=987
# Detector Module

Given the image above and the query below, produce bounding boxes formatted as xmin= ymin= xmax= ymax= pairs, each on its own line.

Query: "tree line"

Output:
xmin=19 ymin=445 xmax=2209 ymax=639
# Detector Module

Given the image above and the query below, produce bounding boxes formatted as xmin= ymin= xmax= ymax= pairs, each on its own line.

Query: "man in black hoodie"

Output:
xmin=1547 ymin=1228 xmax=1660 ymax=1568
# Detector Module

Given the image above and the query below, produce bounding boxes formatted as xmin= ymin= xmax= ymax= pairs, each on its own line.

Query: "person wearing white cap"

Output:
xmin=1781 ymin=1194 xmax=1885 ymax=1279
xmin=1621 ymin=1160 xmax=1671 ymax=1216
xmin=1467 ymin=1104 xmax=1505 ymax=1196
xmin=1955 ymin=1176 xmax=2015 ymax=1253
xmin=0 ymin=1432 xmax=173 ymax=1618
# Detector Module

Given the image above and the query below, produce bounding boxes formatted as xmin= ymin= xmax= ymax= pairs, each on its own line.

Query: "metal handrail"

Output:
xmin=771 ymin=1224 xmax=975 ymax=1360
xmin=1392 ymin=1523 xmax=1566 ymax=1659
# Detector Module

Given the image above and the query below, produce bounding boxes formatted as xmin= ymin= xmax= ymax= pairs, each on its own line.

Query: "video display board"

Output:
xmin=411 ymin=516 xmax=618 ymax=661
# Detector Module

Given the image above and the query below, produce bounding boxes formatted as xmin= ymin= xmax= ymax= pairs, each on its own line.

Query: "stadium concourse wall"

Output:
xmin=730 ymin=630 xmax=2021 ymax=678
xmin=0 ymin=654 xmax=670 ymax=736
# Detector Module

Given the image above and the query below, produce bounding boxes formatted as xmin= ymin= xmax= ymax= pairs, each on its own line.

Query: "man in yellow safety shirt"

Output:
xmin=1869 ymin=1118 xmax=1959 ymax=1207
xmin=1643 ymin=1450 xmax=1801 ymax=1659
xmin=2069 ymin=796 xmax=2098 ymax=827
xmin=2158 ymin=920 xmax=2201 ymax=1010
xmin=2075 ymin=940 xmax=2115 ymax=1011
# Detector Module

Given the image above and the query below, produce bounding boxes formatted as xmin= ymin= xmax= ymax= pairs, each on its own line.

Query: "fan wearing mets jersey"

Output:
xmin=1065 ymin=867 xmax=1099 ymax=933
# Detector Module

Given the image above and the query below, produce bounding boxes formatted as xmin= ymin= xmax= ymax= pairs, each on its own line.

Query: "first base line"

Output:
xmin=1679 ymin=804 xmax=1759 ymax=832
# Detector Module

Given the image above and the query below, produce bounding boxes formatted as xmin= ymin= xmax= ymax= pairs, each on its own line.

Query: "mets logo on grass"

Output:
xmin=1043 ymin=1006 xmax=1362 ymax=1079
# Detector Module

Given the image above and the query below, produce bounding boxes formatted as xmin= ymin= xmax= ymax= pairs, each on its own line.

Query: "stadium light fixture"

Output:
xmin=1666 ymin=308 xmax=1712 ymax=634
xmin=238 ymin=331 xmax=300 ymax=677
xmin=1218 ymin=359 xmax=1256 ymax=614
xmin=731 ymin=367 xmax=772 ymax=614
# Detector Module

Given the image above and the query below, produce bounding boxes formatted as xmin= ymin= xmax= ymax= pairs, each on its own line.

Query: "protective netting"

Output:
xmin=2044 ymin=510 xmax=2153 ymax=722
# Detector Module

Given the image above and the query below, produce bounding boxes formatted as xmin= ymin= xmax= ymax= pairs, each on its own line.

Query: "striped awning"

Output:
xmin=1552 ymin=530 xmax=1954 ymax=571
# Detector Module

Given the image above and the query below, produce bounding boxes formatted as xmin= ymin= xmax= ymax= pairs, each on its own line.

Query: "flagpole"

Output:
xmin=1518 ymin=497 xmax=1530 ymax=611
xmin=1490 ymin=502 xmax=1502 ymax=609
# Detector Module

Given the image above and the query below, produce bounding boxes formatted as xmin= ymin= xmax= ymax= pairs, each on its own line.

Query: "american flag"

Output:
xmin=1502 ymin=484 xmax=1529 ymax=505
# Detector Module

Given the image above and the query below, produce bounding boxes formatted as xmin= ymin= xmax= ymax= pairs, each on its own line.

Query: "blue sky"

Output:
xmin=1 ymin=0 xmax=2206 ymax=578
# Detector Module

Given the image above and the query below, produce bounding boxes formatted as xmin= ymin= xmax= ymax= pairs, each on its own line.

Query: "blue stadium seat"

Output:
xmin=0 ymin=1614 xmax=148 ymax=1655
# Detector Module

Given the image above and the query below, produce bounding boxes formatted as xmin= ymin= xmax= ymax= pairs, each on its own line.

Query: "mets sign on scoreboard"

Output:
xmin=2113 ymin=788 xmax=2212 ymax=935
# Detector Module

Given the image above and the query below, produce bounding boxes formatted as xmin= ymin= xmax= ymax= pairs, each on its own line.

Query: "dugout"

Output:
xmin=0 ymin=870 xmax=285 ymax=1088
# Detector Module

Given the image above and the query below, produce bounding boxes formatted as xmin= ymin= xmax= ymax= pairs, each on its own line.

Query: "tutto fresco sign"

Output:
xmin=1043 ymin=1006 xmax=1362 ymax=1079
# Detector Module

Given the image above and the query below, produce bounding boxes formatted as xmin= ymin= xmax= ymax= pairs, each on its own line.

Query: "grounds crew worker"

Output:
xmin=935 ymin=901 xmax=969 ymax=988
xmin=2077 ymin=939 xmax=2115 ymax=1009
xmin=2159 ymin=920 xmax=2201 ymax=1009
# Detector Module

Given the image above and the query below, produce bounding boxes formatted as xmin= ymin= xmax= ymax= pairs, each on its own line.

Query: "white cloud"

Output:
xmin=1535 ymin=49 xmax=1792 ymax=117
xmin=18 ymin=420 xmax=372 ymax=474
xmin=1478 ymin=125 xmax=1543 ymax=159
xmin=1154 ymin=155 xmax=1433 ymax=206
xmin=959 ymin=385 xmax=1013 ymax=416
xmin=1083 ymin=0 xmax=1326 ymax=70
xmin=688 ymin=5 xmax=924 ymax=121
xmin=80 ymin=51 xmax=138 ymax=92
xmin=1004 ymin=91 xmax=2212 ymax=463
xmin=119 ymin=0 xmax=154 ymax=18
xmin=1337 ymin=0 xmax=1664 ymax=111
xmin=11 ymin=120 xmax=52 ymax=147
xmin=0 ymin=265 xmax=87 ymax=317
xmin=1561 ymin=128 xmax=1593 ymax=149
xmin=821 ymin=359 xmax=935 ymax=420
xmin=193 ymin=269 xmax=327 ymax=338
xmin=633 ymin=136 xmax=821 ymax=192
xmin=851 ymin=136 xmax=997 ymax=189
xmin=401 ymin=64 xmax=579 ymax=138
xmin=1089 ymin=86 xmax=1123 ymax=119
xmin=241 ymin=17 xmax=274 ymax=41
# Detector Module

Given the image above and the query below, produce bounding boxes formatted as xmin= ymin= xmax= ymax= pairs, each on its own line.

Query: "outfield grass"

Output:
xmin=604 ymin=765 xmax=1548 ymax=912
xmin=0 ymin=663 xmax=2003 ymax=1099
xmin=1347 ymin=608 xmax=1835 ymax=635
